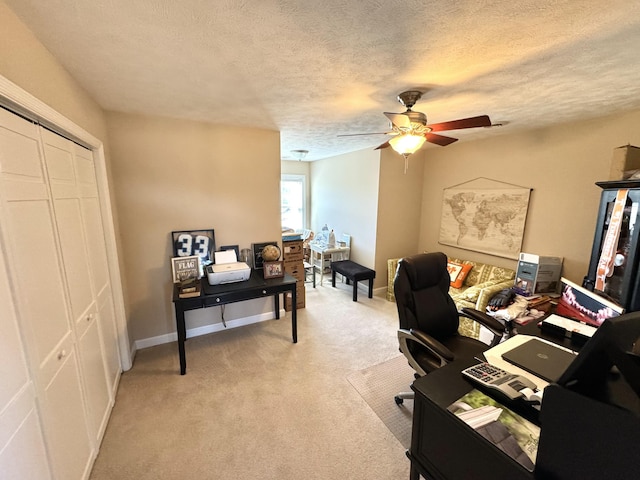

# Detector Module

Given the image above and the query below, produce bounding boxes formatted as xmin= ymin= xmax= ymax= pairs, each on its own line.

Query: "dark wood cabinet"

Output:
xmin=583 ymin=180 xmax=640 ymax=312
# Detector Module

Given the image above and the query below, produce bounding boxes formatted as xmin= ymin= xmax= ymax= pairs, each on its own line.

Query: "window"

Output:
xmin=281 ymin=174 xmax=306 ymax=231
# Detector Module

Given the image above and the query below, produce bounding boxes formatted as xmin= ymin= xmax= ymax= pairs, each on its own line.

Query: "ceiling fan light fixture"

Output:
xmin=388 ymin=133 xmax=426 ymax=156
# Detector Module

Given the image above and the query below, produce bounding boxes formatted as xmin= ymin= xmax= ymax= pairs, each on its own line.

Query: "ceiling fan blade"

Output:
xmin=337 ymin=132 xmax=391 ymax=137
xmin=384 ymin=112 xmax=411 ymax=129
xmin=425 ymin=133 xmax=458 ymax=146
xmin=427 ymin=115 xmax=492 ymax=132
xmin=374 ymin=140 xmax=391 ymax=150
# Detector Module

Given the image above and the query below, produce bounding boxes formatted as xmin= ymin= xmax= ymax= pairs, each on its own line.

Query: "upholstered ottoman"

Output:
xmin=331 ymin=260 xmax=376 ymax=301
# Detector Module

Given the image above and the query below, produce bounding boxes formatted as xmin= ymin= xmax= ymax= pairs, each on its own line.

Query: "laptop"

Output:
xmin=501 ymin=338 xmax=577 ymax=382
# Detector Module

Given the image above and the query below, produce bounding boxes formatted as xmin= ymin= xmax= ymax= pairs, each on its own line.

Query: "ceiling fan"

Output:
xmin=340 ymin=90 xmax=492 ymax=161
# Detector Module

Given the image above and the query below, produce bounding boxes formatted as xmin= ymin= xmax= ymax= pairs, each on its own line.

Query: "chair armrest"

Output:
xmin=460 ymin=307 xmax=506 ymax=347
xmin=398 ymin=328 xmax=455 ymax=376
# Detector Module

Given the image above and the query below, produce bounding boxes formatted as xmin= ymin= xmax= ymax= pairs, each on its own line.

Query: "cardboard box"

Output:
xmin=515 ymin=253 xmax=563 ymax=296
xmin=284 ymin=283 xmax=305 ymax=311
xmin=282 ymin=239 xmax=304 ymax=259
xmin=609 ymin=144 xmax=640 ymax=180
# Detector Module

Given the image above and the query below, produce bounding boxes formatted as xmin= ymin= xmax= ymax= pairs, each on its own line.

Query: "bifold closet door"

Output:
xmin=40 ymin=129 xmax=115 ymax=443
xmin=0 ymin=108 xmax=93 ymax=479
xmin=73 ymin=143 xmax=121 ymax=393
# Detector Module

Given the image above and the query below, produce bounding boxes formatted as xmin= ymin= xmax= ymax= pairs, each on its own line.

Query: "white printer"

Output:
xmin=206 ymin=250 xmax=250 ymax=285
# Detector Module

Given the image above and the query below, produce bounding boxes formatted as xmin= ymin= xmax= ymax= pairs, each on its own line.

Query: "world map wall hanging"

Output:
xmin=438 ymin=178 xmax=531 ymax=259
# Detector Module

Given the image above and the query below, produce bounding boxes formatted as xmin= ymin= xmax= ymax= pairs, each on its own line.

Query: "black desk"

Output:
xmin=172 ymin=271 xmax=298 ymax=375
xmin=407 ymin=321 xmax=640 ymax=480
xmin=409 ymin=358 xmax=534 ymax=480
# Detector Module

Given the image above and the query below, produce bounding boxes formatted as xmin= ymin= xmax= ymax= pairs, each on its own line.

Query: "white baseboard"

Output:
xmin=134 ymin=310 xmax=283 ymax=350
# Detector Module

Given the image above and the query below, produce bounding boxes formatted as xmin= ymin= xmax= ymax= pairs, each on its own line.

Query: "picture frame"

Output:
xmin=171 ymin=255 xmax=201 ymax=283
xmin=252 ymin=241 xmax=278 ymax=270
xmin=172 ymin=229 xmax=215 ymax=276
xmin=263 ymin=261 xmax=284 ymax=279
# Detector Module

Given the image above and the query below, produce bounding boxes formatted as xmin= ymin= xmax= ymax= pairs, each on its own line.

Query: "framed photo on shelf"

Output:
xmin=263 ymin=261 xmax=284 ymax=279
xmin=171 ymin=255 xmax=201 ymax=283
xmin=172 ymin=229 xmax=215 ymax=276
xmin=252 ymin=241 xmax=278 ymax=270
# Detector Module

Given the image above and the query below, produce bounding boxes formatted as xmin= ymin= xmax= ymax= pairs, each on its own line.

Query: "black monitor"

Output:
xmin=556 ymin=311 xmax=640 ymax=413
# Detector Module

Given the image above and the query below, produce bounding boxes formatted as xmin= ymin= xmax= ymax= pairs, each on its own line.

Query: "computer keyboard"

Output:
xmin=462 ymin=362 xmax=539 ymax=401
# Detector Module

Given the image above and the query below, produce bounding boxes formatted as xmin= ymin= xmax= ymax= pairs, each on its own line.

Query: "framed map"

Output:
xmin=439 ymin=182 xmax=531 ymax=259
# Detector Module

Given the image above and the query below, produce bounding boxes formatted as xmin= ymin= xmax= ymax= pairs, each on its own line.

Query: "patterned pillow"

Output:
xmin=486 ymin=266 xmax=516 ymax=282
xmin=446 ymin=262 xmax=473 ymax=289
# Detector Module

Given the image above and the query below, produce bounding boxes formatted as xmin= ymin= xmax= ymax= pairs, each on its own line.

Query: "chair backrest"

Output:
xmin=393 ymin=252 xmax=460 ymax=339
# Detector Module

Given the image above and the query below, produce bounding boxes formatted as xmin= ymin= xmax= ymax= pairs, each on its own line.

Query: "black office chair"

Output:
xmin=393 ymin=252 xmax=507 ymax=405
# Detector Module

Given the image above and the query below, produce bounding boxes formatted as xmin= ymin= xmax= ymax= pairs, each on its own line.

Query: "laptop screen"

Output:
xmin=555 ymin=277 xmax=624 ymax=327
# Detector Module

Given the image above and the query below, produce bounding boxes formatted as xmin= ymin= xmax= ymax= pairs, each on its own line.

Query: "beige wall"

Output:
xmin=419 ymin=109 xmax=640 ymax=284
xmin=310 ymin=149 xmax=380 ymax=270
xmin=106 ymin=112 xmax=281 ymax=341
xmin=375 ymin=148 xmax=425 ymax=285
xmin=0 ymin=2 xmax=107 ymax=140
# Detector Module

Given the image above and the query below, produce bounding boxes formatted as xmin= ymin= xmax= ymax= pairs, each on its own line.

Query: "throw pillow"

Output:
xmin=447 ymin=262 xmax=473 ymax=289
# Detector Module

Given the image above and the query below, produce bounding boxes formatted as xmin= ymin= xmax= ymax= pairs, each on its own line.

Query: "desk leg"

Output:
xmin=175 ymin=306 xmax=187 ymax=375
xmin=409 ymin=462 xmax=420 ymax=480
xmin=291 ymin=285 xmax=297 ymax=343
xmin=274 ymin=294 xmax=280 ymax=319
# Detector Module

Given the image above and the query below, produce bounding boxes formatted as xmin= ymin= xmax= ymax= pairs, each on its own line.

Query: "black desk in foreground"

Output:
xmin=172 ymin=271 xmax=298 ymax=375
xmin=408 ymin=321 xmax=640 ymax=480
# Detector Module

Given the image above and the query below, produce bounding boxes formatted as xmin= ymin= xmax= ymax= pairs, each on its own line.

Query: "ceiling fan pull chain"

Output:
xmin=403 ymin=154 xmax=409 ymax=174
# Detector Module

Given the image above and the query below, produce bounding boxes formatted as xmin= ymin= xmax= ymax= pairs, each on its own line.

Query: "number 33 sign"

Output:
xmin=172 ymin=229 xmax=215 ymax=266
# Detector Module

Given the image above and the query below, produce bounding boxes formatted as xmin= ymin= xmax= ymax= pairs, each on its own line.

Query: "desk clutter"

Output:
xmin=206 ymin=250 xmax=250 ymax=285
xmin=282 ymin=238 xmax=305 ymax=310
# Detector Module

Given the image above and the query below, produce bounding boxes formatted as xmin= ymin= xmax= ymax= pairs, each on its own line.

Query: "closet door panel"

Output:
xmin=0 ymin=402 xmax=52 ymax=480
xmin=42 ymin=132 xmax=95 ymax=323
xmin=52 ymin=197 xmax=95 ymax=323
xmin=4 ymin=189 xmax=71 ymax=365
xmin=74 ymin=145 xmax=109 ymax=293
xmin=98 ymin=286 xmax=120 ymax=389
xmin=81 ymin=196 xmax=110 ymax=292
xmin=42 ymin=349 xmax=93 ymax=480
xmin=0 ymin=248 xmax=30 ymax=412
xmin=78 ymin=309 xmax=112 ymax=439
xmin=0 ymin=108 xmax=42 ymax=178
xmin=0 ymin=232 xmax=52 ymax=480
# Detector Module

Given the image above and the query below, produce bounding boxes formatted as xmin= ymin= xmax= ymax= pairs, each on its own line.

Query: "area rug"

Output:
xmin=347 ymin=355 xmax=416 ymax=449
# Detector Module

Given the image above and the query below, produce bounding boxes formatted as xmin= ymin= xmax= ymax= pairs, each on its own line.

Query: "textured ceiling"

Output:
xmin=5 ymin=0 xmax=640 ymax=160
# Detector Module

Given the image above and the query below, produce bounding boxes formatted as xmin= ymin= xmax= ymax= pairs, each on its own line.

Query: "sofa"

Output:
xmin=387 ymin=255 xmax=516 ymax=338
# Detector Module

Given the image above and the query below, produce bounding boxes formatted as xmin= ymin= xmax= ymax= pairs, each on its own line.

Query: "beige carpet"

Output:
xmin=347 ymin=356 xmax=415 ymax=449
xmin=89 ymin=281 xmax=410 ymax=480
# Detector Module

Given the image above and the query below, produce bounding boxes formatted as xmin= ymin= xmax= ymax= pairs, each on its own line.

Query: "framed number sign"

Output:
xmin=171 ymin=229 xmax=215 ymax=276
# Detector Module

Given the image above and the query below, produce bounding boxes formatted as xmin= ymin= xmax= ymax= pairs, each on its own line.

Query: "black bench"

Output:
xmin=330 ymin=260 xmax=376 ymax=302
